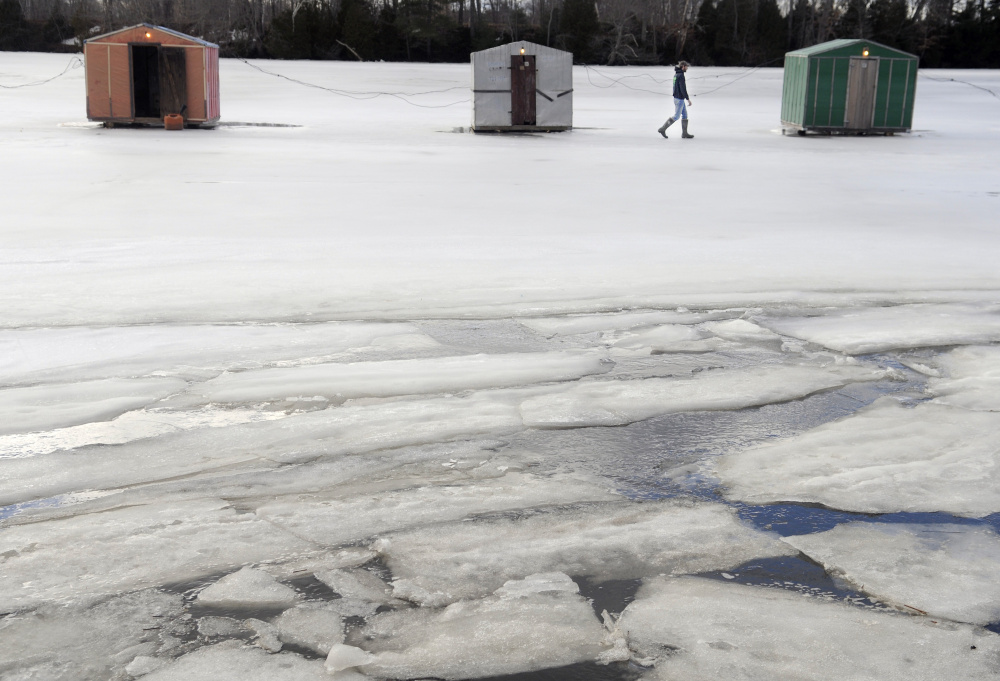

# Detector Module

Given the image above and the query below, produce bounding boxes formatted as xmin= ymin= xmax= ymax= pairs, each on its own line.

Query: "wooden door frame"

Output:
xmin=128 ymin=42 xmax=162 ymax=121
xmin=845 ymin=57 xmax=880 ymax=130
xmin=510 ymin=54 xmax=537 ymax=126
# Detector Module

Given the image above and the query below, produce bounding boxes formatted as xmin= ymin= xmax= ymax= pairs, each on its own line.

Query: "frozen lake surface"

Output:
xmin=2 ymin=53 xmax=1000 ymax=679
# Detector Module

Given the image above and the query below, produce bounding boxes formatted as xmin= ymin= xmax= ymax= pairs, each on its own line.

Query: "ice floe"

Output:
xmin=610 ymin=325 xmax=733 ymax=353
xmin=378 ymin=500 xmax=796 ymax=606
xmin=929 ymin=345 xmax=1000 ymax=411
xmin=701 ymin=318 xmax=782 ymax=343
xmin=520 ymin=363 xmax=883 ymax=428
xmin=518 ymin=310 xmax=732 ymax=337
xmin=273 ymin=604 xmax=345 ymax=655
xmin=619 ymin=576 xmax=1000 ymax=681
xmin=0 ymin=500 xmax=311 ymax=611
xmin=256 ymin=471 xmax=617 ymax=547
xmin=195 ymin=567 xmax=299 ymax=609
xmin=197 ymin=616 xmax=248 ymax=638
xmin=0 ymin=589 xmax=183 ymax=680
xmin=140 ymin=643 xmax=329 ymax=680
xmin=351 ymin=573 xmax=607 ymax=679
xmin=183 ymin=350 xmax=610 ymax=405
xmin=759 ymin=303 xmax=1000 ymax=354
xmin=0 ymin=393 xmax=524 ymax=506
xmin=716 ymin=398 xmax=1000 ymax=516
xmin=325 ymin=643 xmax=376 ymax=674
xmin=0 ymin=377 xmax=186 ymax=435
xmin=313 ymin=568 xmax=397 ymax=604
xmin=784 ymin=523 xmax=1000 ymax=625
xmin=0 ymin=406 xmax=285 ymax=460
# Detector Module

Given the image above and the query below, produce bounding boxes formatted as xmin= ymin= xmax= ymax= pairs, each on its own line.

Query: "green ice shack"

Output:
xmin=781 ymin=39 xmax=918 ymax=135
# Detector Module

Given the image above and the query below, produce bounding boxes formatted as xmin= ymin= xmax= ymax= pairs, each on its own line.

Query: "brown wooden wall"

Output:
xmin=84 ymin=26 xmax=216 ymax=123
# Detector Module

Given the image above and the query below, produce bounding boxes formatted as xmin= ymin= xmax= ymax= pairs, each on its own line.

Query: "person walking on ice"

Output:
xmin=658 ymin=61 xmax=694 ymax=139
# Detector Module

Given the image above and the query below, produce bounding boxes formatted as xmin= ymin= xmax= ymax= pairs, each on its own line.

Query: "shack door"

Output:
xmin=845 ymin=57 xmax=879 ymax=130
xmin=159 ymin=47 xmax=187 ymax=118
xmin=131 ymin=44 xmax=161 ymax=118
xmin=510 ymin=55 xmax=536 ymax=126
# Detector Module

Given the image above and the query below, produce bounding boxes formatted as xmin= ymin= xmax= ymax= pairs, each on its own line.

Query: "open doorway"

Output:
xmin=131 ymin=44 xmax=160 ymax=118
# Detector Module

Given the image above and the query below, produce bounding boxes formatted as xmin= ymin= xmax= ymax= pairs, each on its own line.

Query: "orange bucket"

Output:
xmin=164 ymin=114 xmax=184 ymax=131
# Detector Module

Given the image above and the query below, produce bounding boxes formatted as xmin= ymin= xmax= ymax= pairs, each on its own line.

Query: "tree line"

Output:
xmin=1 ymin=0 xmax=998 ymax=66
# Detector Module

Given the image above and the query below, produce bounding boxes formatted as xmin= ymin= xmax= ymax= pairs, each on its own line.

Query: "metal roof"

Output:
xmin=786 ymin=38 xmax=916 ymax=59
xmin=471 ymin=40 xmax=570 ymax=57
xmin=85 ymin=23 xmax=218 ymax=48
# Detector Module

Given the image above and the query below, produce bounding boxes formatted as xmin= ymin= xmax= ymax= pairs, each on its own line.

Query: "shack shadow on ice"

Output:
xmin=83 ymin=23 xmax=221 ymax=129
xmin=780 ymin=39 xmax=918 ymax=136
xmin=471 ymin=42 xmax=573 ymax=133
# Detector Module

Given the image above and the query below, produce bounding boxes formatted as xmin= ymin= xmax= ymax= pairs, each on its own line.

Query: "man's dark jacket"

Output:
xmin=672 ymin=67 xmax=689 ymax=100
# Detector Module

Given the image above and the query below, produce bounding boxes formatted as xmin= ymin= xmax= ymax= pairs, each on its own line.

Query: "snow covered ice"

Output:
xmin=378 ymin=500 xmax=797 ymax=606
xmin=2 ymin=53 xmax=1000 ymax=680
xmin=349 ymin=573 xmax=608 ymax=679
xmin=619 ymin=576 xmax=1000 ymax=681
xmin=784 ymin=522 xmax=1000 ymax=625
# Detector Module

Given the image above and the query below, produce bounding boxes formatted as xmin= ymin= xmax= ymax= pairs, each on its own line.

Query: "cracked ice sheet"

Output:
xmin=0 ymin=392 xmax=523 ymax=507
xmin=700 ymin=318 xmax=783 ymax=343
xmin=518 ymin=310 xmax=734 ymax=337
xmin=352 ymin=573 xmax=608 ymax=680
xmin=0 ymin=406 xmax=285 ymax=459
xmin=620 ymin=577 xmax=1000 ymax=681
xmin=141 ymin=644 xmax=329 ymax=681
xmin=610 ymin=325 xmax=735 ymax=354
xmin=256 ymin=471 xmax=618 ymax=547
xmin=520 ymin=362 xmax=884 ymax=428
xmin=0 ymin=377 xmax=187 ymax=436
xmin=715 ymin=398 xmax=1000 ymax=517
xmin=378 ymin=500 xmax=796 ymax=606
xmin=3 ymin=439 xmax=520 ymax=525
xmin=0 ymin=499 xmax=312 ymax=611
xmin=0 ymin=589 xmax=184 ymax=681
xmin=784 ymin=523 xmax=1000 ymax=626
xmin=928 ymin=345 xmax=1000 ymax=411
xmin=0 ymin=322 xmax=427 ymax=385
xmin=758 ymin=303 xmax=1000 ymax=355
xmin=181 ymin=350 xmax=610 ymax=405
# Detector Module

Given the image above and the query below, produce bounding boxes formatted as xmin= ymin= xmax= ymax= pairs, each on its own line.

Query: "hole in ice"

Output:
xmin=280 ymin=641 xmax=327 ymax=660
xmin=697 ymin=555 xmax=889 ymax=610
xmin=284 ymin=574 xmax=340 ymax=602
xmin=573 ymin=576 xmax=642 ymax=617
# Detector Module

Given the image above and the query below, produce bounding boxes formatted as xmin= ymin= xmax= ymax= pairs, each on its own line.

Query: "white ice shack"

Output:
xmin=471 ymin=41 xmax=573 ymax=132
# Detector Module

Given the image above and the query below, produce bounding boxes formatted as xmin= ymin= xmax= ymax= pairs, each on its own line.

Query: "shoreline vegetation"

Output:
xmin=1 ymin=0 xmax=998 ymax=68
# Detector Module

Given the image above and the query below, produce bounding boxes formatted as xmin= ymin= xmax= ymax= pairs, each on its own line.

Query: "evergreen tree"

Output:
xmin=0 ymin=0 xmax=33 ymax=51
xmin=558 ymin=0 xmax=600 ymax=63
xmin=266 ymin=2 xmax=339 ymax=59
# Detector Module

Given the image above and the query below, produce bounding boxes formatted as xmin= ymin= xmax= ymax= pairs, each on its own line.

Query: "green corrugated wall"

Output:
xmin=781 ymin=40 xmax=917 ymax=132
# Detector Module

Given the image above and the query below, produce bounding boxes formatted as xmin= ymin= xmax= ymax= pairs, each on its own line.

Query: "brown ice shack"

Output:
xmin=84 ymin=24 xmax=220 ymax=127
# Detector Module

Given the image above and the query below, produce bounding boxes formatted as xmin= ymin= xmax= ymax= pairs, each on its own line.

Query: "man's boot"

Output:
xmin=681 ymin=119 xmax=694 ymax=139
xmin=658 ymin=118 xmax=675 ymax=138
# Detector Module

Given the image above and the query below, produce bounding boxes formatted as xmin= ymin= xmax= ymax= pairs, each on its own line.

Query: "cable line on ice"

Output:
xmin=235 ymin=57 xmax=471 ymax=108
xmin=582 ymin=57 xmax=783 ymax=98
xmin=0 ymin=56 xmax=83 ymax=89
xmin=918 ymin=74 xmax=1000 ymax=101
xmin=691 ymin=57 xmax=784 ymax=96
